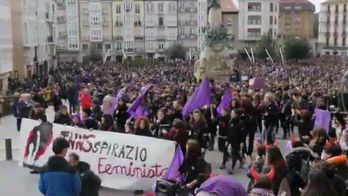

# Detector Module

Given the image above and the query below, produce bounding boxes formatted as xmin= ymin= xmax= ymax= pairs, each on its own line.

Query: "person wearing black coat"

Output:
xmin=240 ymin=97 xmax=258 ymax=157
xmin=227 ymin=109 xmax=244 ymax=174
xmin=67 ymin=83 xmax=79 ymax=114
xmin=91 ymin=100 xmax=103 ymax=122
xmin=202 ymin=105 xmax=217 ymax=151
xmin=99 ymin=114 xmax=117 ymax=132
xmin=216 ymin=108 xmax=231 ymax=169
xmin=263 ymin=93 xmax=280 ymax=145
xmin=82 ymin=109 xmax=99 ymax=130
xmin=52 ymin=93 xmax=63 ymax=113
xmin=280 ymin=95 xmax=292 ymax=139
xmin=151 ymin=108 xmax=171 ymax=138
xmin=113 ymin=100 xmax=129 ymax=132
xmin=69 ymin=153 xmax=101 ymax=196
xmin=12 ymin=96 xmax=31 ymax=132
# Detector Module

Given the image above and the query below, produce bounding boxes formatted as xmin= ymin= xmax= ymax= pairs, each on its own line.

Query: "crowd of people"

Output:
xmin=8 ymin=57 xmax=348 ymax=196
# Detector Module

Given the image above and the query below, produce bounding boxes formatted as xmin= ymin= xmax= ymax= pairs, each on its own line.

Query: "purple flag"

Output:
xmin=217 ymin=87 xmax=232 ymax=115
xmin=113 ymin=87 xmax=126 ymax=109
xmin=164 ymin=145 xmax=184 ymax=183
xmin=127 ymin=85 xmax=152 ymax=118
xmin=197 ymin=175 xmax=247 ymax=196
xmin=314 ymin=108 xmax=331 ymax=132
xmin=182 ymin=79 xmax=212 ymax=117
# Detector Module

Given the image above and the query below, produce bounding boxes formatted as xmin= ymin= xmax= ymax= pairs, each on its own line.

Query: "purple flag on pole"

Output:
xmin=217 ymin=87 xmax=232 ymax=115
xmin=127 ymin=85 xmax=152 ymax=118
xmin=314 ymin=108 xmax=331 ymax=133
xmin=113 ymin=87 xmax=126 ymax=108
xmin=164 ymin=145 xmax=184 ymax=183
xmin=182 ymin=79 xmax=212 ymax=117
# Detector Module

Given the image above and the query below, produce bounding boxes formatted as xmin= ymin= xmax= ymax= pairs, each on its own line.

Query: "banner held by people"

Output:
xmin=19 ymin=118 xmax=176 ymax=190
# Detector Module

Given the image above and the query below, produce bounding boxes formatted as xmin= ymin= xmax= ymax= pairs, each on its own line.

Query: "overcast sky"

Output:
xmin=310 ymin=0 xmax=325 ymax=12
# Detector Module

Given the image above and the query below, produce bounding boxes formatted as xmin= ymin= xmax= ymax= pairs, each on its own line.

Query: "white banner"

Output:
xmin=19 ymin=119 xmax=176 ymax=190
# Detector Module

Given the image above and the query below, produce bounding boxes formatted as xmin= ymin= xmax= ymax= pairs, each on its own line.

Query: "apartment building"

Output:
xmin=318 ymin=0 xmax=348 ymax=55
xmin=21 ymin=0 xmax=57 ymax=77
xmin=0 ymin=0 xmax=13 ymax=94
xmin=278 ymin=0 xmax=315 ymax=40
xmin=197 ymin=0 xmax=207 ymax=53
xmin=112 ymin=0 xmax=145 ymax=61
xmin=238 ymin=0 xmax=279 ymax=41
xmin=177 ymin=0 xmax=198 ymax=59
xmin=56 ymin=0 xmax=80 ymax=62
xmin=144 ymin=0 xmax=177 ymax=59
xmin=221 ymin=0 xmax=241 ymax=52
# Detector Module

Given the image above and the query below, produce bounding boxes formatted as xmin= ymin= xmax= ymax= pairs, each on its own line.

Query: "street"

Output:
xmin=0 ymin=106 xmax=291 ymax=196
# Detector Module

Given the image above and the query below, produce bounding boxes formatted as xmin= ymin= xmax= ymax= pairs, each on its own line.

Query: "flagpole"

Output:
xmin=265 ymin=49 xmax=275 ymax=66
xmin=244 ymin=48 xmax=253 ymax=65
xmin=251 ymin=47 xmax=255 ymax=65
xmin=279 ymin=48 xmax=285 ymax=66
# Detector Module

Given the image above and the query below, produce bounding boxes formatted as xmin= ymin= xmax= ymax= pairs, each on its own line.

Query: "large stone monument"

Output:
xmin=194 ymin=0 xmax=235 ymax=81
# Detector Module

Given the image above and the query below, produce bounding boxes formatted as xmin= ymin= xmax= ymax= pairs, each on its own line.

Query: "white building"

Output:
xmin=22 ymin=0 xmax=57 ymax=77
xmin=197 ymin=0 xmax=208 ymax=54
xmin=238 ymin=0 xmax=279 ymax=41
xmin=0 ymin=0 xmax=12 ymax=94
xmin=0 ymin=0 xmax=12 ymax=75
xmin=144 ymin=0 xmax=177 ymax=59
xmin=112 ymin=0 xmax=145 ymax=61
xmin=56 ymin=0 xmax=80 ymax=62
xmin=318 ymin=0 xmax=348 ymax=55
xmin=177 ymin=0 xmax=198 ymax=60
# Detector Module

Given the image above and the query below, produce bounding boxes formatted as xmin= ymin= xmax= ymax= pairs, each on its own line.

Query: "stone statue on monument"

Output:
xmin=194 ymin=0 xmax=235 ymax=82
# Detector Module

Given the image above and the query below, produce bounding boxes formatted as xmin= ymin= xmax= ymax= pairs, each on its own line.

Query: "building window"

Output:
xmin=270 ymin=16 xmax=273 ymax=25
xmin=336 ymin=5 xmax=339 ymax=13
xmin=83 ymin=44 xmax=88 ymax=51
xmin=67 ymin=0 xmax=76 ymax=6
xmin=269 ymin=28 xmax=273 ymax=35
xmin=328 ymin=5 xmax=330 ymax=13
xmin=116 ymin=42 xmax=122 ymax=50
xmin=247 ymin=28 xmax=261 ymax=38
xmin=97 ymin=43 xmax=103 ymax=49
xmin=248 ymin=3 xmax=261 ymax=11
xmin=135 ymin=4 xmax=140 ymax=13
xmin=105 ymin=44 xmax=111 ymax=50
xmin=334 ymin=37 xmax=337 ymax=46
xmin=159 ymin=3 xmax=163 ymax=12
xmin=159 ymin=17 xmax=164 ymax=26
xmin=116 ymin=5 xmax=121 ymax=13
xmin=270 ymin=3 xmax=273 ymax=12
xmin=343 ymin=37 xmax=346 ymax=46
xmin=124 ymin=41 xmax=134 ymax=50
xmin=159 ymin=43 xmax=164 ymax=50
xmin=248 ymin=15 xmax=261 ymax=25
xmin=345 ymin=4 xmax=347 ymax=13
xmin=125 ymin=3 xmax=131 ymax=12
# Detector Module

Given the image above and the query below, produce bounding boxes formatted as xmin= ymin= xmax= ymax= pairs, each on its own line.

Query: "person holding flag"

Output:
xmin=216 ymin=87 xmax=233 ymax=169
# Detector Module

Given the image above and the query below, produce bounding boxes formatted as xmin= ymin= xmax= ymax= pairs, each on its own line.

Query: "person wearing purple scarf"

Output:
xmin=196 ymin=175 xmax=246 ymax=196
